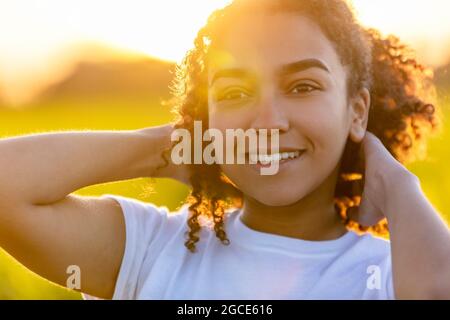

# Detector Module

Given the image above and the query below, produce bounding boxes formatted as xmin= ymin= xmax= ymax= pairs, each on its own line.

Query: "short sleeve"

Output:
xmin=82 ymin=193 xmax=171 ymax=300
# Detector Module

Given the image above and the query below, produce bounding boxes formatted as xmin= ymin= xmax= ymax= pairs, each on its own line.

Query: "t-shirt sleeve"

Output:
xmin=82 ymin=193 xmax=172 ymax=300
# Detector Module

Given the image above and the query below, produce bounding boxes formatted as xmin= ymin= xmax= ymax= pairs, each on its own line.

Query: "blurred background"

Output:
xmin=0 ymin=0 xmax=449 ymax=299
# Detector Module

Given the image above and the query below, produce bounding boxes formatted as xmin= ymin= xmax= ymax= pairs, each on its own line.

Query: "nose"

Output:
xmin=250 ymin=93 xmax=289 ymax=134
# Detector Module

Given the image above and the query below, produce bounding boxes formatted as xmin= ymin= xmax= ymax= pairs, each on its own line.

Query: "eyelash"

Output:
xmin=288 ymin=83 xmax=320 ymax=95
xmin=215 ymin=83 xmax=321 ymax=102
xmin=216 ymin=88 xmax=252 ymax=102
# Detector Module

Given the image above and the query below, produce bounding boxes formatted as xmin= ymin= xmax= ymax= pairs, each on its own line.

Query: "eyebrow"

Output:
xmin=210 ymin=58 xmax=330 ymax=86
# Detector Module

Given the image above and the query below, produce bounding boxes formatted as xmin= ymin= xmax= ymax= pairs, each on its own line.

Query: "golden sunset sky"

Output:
xmin=0 ymin=0 xmax=449 ymax=104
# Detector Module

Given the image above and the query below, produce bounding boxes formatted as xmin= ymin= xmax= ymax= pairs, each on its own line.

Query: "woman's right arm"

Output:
xmin=0 ymin=124 xmax=184 ymax=299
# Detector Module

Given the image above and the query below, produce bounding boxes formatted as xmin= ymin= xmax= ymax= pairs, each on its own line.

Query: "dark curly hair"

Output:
xmin=166 ymin=0 xmax=441 ymax=252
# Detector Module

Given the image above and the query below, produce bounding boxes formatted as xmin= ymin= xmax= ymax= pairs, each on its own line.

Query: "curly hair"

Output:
xmin=166 ymin=0 xmax=441 ymax=252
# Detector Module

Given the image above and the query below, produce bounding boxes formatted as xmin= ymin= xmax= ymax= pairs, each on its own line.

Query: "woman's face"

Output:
xmin=207 ymin=12 xmax=366 ymax=206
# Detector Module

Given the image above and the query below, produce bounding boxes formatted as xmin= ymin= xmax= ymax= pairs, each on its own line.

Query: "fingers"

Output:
xmin=364 ymin=131 xmax=382 ymax=144
xmin=362 ymin=132 xmax=398 ymax=167
xmin=362 ymin=132 xmax=383 ymax=158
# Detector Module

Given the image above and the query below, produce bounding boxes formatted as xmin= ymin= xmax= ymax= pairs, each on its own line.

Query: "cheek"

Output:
xmin=287 ymin=99 xmax=349 ymax=183
xmin=208 ymin=105 xmax=228 ymax=128
xmin=208 ymin=106 xmax=255 ymax=131
xmin=291 ymin=95 xmax=348 ymax=149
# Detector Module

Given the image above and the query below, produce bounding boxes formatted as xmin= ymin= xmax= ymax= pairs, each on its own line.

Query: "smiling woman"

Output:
xmin=171 ymin=0 xmax=440 ymax=250
xmin=0 ymin=0 xmax=449 ymax=301
xmin=165 ymin=0 xmax=447 ymax=299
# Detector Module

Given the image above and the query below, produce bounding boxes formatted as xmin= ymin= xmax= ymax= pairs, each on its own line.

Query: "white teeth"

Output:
xmin=249 ymin=150 xmax=303 ymax=164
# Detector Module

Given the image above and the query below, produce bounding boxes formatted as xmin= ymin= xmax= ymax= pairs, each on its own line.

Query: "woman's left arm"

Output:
xmin=348 ymin=132 xmax=450 ymax=300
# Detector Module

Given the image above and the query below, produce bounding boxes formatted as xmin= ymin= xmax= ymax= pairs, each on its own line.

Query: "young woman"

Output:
xmin=0 ymin=0 xmax=449 ymax=300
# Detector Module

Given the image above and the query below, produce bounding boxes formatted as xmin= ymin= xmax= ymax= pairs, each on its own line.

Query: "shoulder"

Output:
xmin=99 ymin=194 xmax=189 ymax=245
xmin=101 ymin=193 xmax=172 ymax=217
xmin=354 ymin=232 xmax=391 ymax=254
xmin=85 ymin=194 xmax=190 ymax=300
xmin=352 ymin=232 xmax=394 ymax=299
xmin=101 ymin=193 xmax=187 ymax=219
xmin=331 ymin=230 xmax=392 ymax=279
xmin=342 ymin=231 xmax=391 ymax=265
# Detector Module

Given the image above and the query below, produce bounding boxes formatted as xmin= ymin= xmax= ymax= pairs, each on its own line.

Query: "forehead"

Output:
xmin=207 ymin=12 xmax=343 ymax=80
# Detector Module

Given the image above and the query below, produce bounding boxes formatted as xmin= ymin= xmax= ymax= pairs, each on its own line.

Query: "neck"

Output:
xmin=240 ymin=167 xmax=348 ymax=241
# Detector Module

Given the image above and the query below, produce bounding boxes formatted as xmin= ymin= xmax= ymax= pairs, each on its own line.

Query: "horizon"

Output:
xmin=1 ymin=0 xmax=450 ymax=105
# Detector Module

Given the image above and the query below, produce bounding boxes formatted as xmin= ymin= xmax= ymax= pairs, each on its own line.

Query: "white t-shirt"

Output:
xmin=84 ymin=194 xmax=395 ymax=300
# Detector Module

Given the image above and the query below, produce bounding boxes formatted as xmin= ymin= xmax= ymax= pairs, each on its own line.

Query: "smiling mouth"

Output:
xmin=246 ymin=149 xmax=306 ymax=165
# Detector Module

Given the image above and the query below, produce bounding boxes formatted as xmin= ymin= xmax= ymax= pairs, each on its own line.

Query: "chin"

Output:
xmin=222 ymin=165 xmax=320 ymax=207
xmin=247 ymin=185 xmax=310 ymax=207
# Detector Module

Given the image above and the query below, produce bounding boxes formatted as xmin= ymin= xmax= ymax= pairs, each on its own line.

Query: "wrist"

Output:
xmin=135 ymin=125 xmax=174 ymax=177
xmin=135 ymin=125 xmax=190 ymax=185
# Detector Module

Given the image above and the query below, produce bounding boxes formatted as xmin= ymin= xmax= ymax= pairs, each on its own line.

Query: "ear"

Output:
xmin=348 ymin=87 xmax=371 ymax=143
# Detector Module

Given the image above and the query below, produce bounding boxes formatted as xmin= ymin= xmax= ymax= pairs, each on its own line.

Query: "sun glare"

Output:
xmin=0 ymin=0 xmax=449 ymax=105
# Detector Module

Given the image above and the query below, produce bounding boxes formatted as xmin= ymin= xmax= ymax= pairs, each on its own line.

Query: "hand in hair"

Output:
xmin=347 ymin=131 xmax=418 ymax=226
xmin=348 ymin=132 xmax=450 ymax=299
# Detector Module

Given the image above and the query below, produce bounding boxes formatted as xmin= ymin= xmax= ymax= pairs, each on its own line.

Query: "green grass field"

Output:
xmin=0 ymin=93 xmax=448 ymax=299
xmin=0 ymin=96 xmax=190 ymax=299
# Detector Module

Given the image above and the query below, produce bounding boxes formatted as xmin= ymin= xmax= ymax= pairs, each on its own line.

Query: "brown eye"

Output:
xmin=218 ymin=89 xmax=251 ymax=102
xmin=289 ymin=84 xmax=319 ymax=95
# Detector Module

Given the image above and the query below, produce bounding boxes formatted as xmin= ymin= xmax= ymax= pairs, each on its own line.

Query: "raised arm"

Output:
xmin=0 ymin=124 xmax=184 ymax=299
xmin=348 ymin=132 xmax=450 ymax=299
